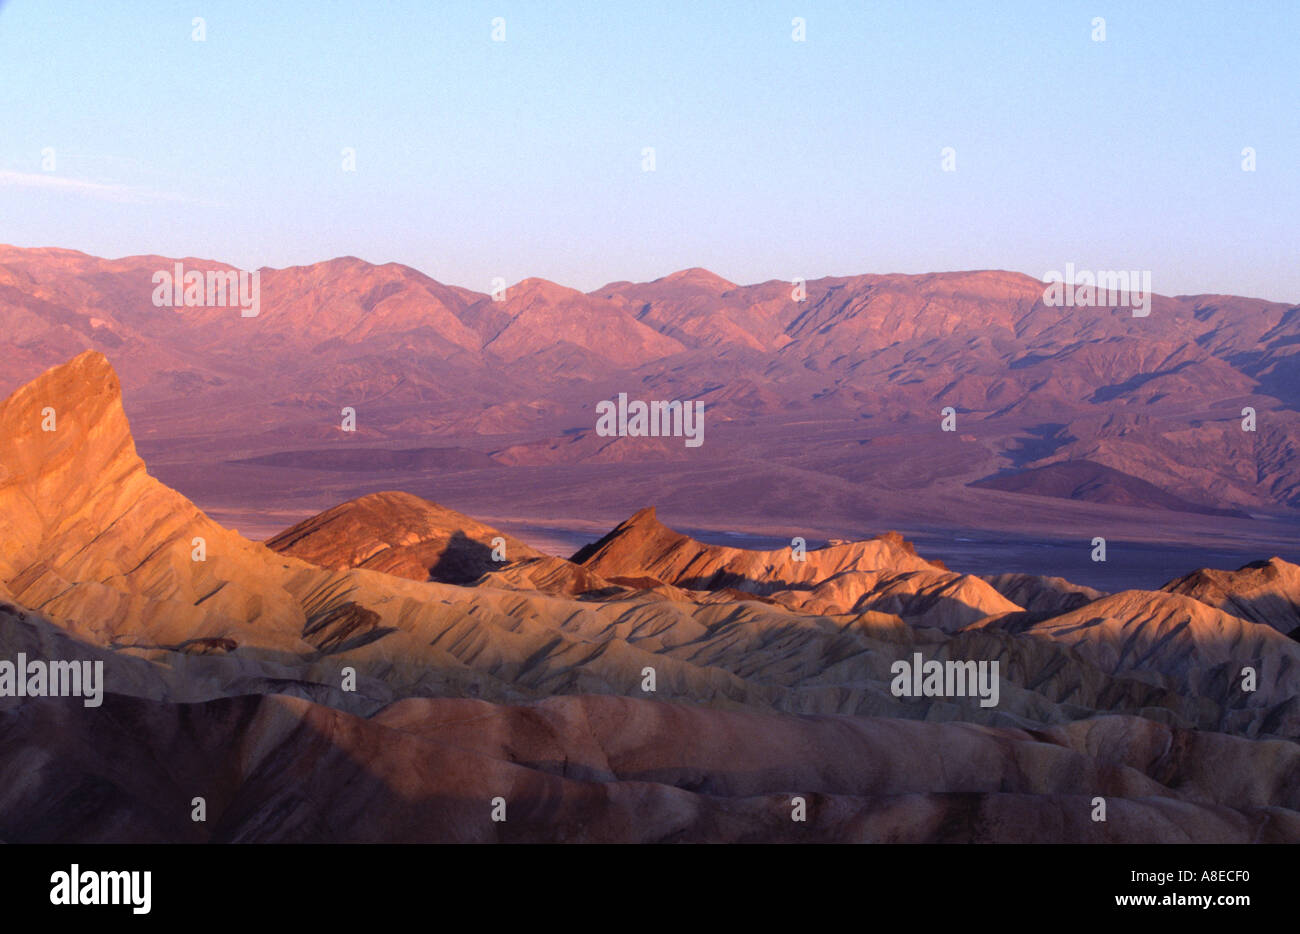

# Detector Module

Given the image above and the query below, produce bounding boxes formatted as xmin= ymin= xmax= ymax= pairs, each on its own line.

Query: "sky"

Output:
xmin=1 ymin=0 xmax=1297 ymax=300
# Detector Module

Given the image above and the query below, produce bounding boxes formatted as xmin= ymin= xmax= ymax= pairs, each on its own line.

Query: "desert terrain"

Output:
xmin=0 ymin=337 xmax=1297 ymax=842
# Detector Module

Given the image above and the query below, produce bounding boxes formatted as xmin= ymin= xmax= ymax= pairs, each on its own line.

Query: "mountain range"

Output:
xmin=2 ymin=245 xmax=1298 ymax=589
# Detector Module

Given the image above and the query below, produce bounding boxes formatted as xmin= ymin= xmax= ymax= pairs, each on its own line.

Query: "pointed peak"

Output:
xmin=0 ymin=351 xmax=152 ymax=579
xmin=60 ymin=348 xmax=115 ymax=376
xmin=606 ymin=505 xmax=666 ymax=538
xmin=2 ymin=350 xmax=122 ymax=419
xmin=569 ymin=506 xmax=667 ymax=564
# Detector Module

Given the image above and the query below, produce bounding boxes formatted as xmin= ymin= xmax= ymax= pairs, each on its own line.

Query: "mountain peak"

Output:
xmin=266 ymin=489 xmax=542 ymax=582
xmin=1161 ymin=555 xmax=1300 ymax=634
xmin=508 ymin=277 xmax=581 ymax=303
xmin=0 ymin=349 xmax=131 ymax=488
xmin=0 ymin=351 xmax=309 ymax=640
xmin=32 ymin=348 xmax=116 ymax=390
xmin=659 ymin=267 xmax=736 ymax=292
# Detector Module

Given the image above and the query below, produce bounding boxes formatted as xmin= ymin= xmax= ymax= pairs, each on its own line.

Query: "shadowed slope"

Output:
xmin=2 ymin=690 xmax=1297 ymax=843
xmin=266 ymin=491 xmax=543 ymax=583
xmin=1162 ymin=557 xmax=1300 ymax=635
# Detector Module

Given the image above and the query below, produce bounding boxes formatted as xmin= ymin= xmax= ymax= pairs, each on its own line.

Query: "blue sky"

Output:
xmin=1 ymin=0 xmax=1296 ymax=300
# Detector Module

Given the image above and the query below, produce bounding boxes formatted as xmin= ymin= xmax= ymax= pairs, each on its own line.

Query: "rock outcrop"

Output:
xmin=572 ymin=506 xmax=1020 ymax=627
xmin=1162 ymin=557 xmax=1300 ymax=635
xmin=266 ymin=490 xmax=542 ymax=583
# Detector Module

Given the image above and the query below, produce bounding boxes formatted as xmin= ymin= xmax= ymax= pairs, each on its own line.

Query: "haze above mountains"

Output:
xmin=2 ymin=244 xmax=1298 ymax=589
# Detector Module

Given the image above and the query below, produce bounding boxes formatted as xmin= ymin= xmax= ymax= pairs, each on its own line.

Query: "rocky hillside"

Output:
xmin=1 ymin=353 xmax=1298 ymax=841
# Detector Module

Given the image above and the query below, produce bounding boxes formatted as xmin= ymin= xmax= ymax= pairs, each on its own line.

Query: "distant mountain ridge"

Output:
xmin=2 ymin=244 xmax=1298 ymax=532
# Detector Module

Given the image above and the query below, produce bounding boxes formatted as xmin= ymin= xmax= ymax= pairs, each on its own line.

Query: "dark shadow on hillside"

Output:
xmin=1001 ymin=422 xmax=1075 ymax=469
xmin=428 ymin=529 xmax=501 ymax=584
